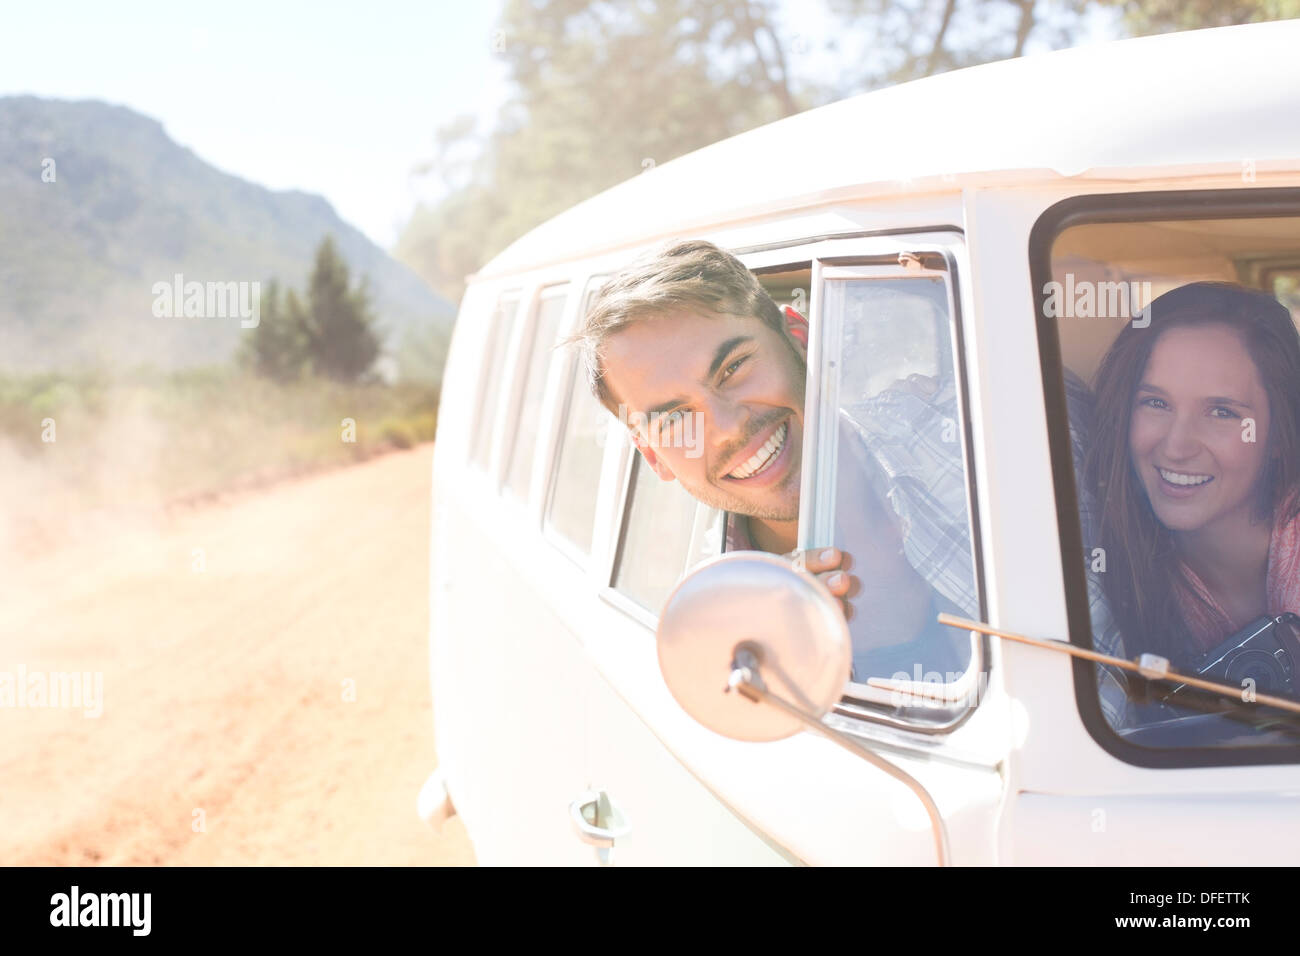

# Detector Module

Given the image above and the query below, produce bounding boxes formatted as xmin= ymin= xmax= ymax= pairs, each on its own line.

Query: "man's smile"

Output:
xmin=718 ymin=415 xmax=797 ymax=490
xmin=726 ymin=421 xmax=788 ymax=479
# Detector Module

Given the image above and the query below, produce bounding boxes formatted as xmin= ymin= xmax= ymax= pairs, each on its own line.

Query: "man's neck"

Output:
xmin=747 ymin=514 xmax=799 ymax=555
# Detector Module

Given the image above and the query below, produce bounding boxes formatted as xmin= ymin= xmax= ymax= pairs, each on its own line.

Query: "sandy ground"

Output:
xmin=0 ymin=444 xmax=475 ymax=865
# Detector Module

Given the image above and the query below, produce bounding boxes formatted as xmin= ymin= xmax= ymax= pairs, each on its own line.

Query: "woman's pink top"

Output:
xmin=1176 ymin=508 xmax=1300 ymax=654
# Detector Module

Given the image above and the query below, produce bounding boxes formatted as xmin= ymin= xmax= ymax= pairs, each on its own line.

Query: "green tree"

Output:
xmin=826 ymin=0 xmax=1300 ymax=95
xmin=237 ymin=280 xmax=309 ymax=383
xmin=301 ymin=236 xmax=382 ymax=382
xmin=396 ymin=0 xmax=1300 ymax=303
xmin=825 ymin=0 xmax=1100 ymax=91
xmin=396 ymin=0 xmax=804 ymax=303
xmin=1094 ymin=0 xmax=1300 ymax=32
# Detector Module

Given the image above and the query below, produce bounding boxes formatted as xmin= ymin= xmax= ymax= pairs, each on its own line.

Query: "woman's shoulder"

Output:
xmin=1268 ymin=499 xmax=1300 ymax=619
xmin=1272 ymin=495 xmax=1300 ymax=548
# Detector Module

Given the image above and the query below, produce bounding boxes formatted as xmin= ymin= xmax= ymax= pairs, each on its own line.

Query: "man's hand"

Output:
xmin=787 ymin=546 xmax=854 ymax=619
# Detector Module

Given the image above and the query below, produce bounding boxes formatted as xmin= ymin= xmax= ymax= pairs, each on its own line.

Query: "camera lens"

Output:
xmin=1224 ymin=649 xmax=1287 ymax=695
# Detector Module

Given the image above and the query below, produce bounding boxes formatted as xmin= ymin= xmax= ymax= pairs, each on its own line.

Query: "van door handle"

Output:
xmin=569 ymin=789 xmax=631 ymax=851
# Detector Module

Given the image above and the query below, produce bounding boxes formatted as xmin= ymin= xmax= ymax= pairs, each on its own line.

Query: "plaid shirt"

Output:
xmin=838 ymin=375 xmax=979 ymax=619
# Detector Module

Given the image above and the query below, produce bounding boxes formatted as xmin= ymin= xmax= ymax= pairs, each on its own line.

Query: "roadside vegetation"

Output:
xmin=1 ymin=367 xmax=436 ymax=501
xmin=1 ymin=239 xmax=439 ymax=552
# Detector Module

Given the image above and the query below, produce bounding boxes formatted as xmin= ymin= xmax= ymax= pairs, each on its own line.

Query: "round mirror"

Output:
xmin=656 ymin=552 xmax=851 ymax=742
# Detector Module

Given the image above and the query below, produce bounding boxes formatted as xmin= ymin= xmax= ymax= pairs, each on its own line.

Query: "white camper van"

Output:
xmin=420 ymin=21 xmax=1300 ymax=865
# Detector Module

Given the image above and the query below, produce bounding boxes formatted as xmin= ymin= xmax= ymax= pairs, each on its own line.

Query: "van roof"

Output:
xmin=478 ymin=20 xmax=1300 ymax=280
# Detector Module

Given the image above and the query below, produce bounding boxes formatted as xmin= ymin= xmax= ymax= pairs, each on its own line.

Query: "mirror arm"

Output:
xmin=727 ymin=643 xmax=766 ymax=703
xmin=727 ymin=660 xmax=952 ymax=868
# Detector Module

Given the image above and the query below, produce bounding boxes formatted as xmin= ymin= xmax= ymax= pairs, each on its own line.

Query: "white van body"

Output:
xmin=426 ymin=21 xmax=1300 ymax=865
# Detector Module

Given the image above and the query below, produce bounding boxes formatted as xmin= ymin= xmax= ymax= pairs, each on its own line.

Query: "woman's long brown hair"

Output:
xmin=1082 ymin=281 xmax=1300 ymax=663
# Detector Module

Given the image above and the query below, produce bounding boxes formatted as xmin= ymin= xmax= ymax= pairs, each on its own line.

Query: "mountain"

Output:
xmin=0 ymin=96 xmax=456 ymax=381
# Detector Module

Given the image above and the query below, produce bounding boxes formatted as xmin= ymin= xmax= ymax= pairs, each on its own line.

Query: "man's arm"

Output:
xmin=1064 ymin=369 xmax=1134 ymax=731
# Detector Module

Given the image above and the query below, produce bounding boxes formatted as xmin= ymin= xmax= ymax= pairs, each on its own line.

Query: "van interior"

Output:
xmin=1051 ymin=216 xmax=1300 ymax=382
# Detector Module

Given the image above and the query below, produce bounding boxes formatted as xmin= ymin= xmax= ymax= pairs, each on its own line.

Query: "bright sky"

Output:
xmin=0 ymin=0 xmax=508 ymax=248
xmin=1 ymin=1 xmax=1121 ymax=251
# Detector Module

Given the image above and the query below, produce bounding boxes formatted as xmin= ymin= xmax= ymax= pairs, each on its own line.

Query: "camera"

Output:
xmin=1161 ymin=612 xmax=1300 ymax=705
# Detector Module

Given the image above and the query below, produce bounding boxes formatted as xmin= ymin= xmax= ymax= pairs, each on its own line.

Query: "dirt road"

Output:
xmin=0 ymin=445 xmax=475 ymax=865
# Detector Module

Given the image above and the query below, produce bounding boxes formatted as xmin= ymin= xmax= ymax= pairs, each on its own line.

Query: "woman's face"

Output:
xmin=1128 ymin=324 xmax=1271 ymax=535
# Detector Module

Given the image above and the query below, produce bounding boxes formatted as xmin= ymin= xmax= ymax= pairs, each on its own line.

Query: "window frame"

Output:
xmin=500 ymin=283 xmax=572 ymax=503
xmin=541 ymin=277 xmax=614 ymax=568
xmin=470 ymin=291 xmax=523 ymax=472
xmin=1029 ymin=186 xmax=1300 ymax=769
xmin=800 ymin=241 xmax=989 ymax=733
xmin=582 ymin=231 xmax=989 ymax=736
xmin=605 ymin=450 xmax=723 ymax=627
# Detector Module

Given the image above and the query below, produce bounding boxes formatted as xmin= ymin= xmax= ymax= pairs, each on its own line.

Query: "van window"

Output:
xmin=545 ymin=281 xmax=612 ymax=556
xmin=504 ymin=287 xmax=569 ymax=500
xmin=612 ymin=454 xmax=700 ymax=613
xmin=1037 ymin=197 xmax=1300 ymax=757
xmin=545 ymin=361 xmax=606 ymax=555
xmin=809 ymin=261 xmax=981 ymax=719
xmin=471 ymin=295 xmax=520 ymax=469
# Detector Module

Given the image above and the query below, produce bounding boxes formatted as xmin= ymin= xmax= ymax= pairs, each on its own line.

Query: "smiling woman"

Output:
xmin=1085 ymin=282 xmax=1300 ymax=670
xmin=1037 ymin=200 xmax=1300 ymax=744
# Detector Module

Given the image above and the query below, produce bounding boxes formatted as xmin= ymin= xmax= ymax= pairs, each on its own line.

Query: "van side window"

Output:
xmin=612 ymin=454 xmax=700 ymax=612
xmin=811 ymin=265 xmax=981 ymax=711
xmin=545 ymin=281 xmax=613 ymax=556
xmin=545 ymin=358 xmax=606 ymax=555
xmin=504 ymin=286 xmax=569 ymax=500
xmin=1039 ymin=204 xmax=1300 ymax=751
xmin=471 ymin=295 xmax=520 ymax=469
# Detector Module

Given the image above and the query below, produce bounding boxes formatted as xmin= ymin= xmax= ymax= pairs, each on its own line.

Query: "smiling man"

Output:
xmin=567 ymin=238 xmax=954 ymax=637
xmin=566 ymin=239 xmax=1003 ymax=695
xmin=579 ymin=243 xmax=808 ymax=556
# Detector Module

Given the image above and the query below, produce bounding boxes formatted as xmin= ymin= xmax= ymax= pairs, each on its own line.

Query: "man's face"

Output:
xmin=600 ymin=309 xmax=806 ymax=520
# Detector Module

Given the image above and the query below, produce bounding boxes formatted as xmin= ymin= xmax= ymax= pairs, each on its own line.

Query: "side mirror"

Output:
xmin=655 ymin=552 xmax=851 ymax=742
xmin=657 ymin=550 xmax=952 ymax=865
